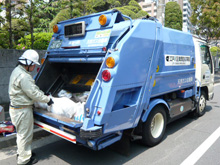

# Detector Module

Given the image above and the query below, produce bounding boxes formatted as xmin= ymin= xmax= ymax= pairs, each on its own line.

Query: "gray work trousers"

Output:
xmin=9 ymin=106 xmax=33 ymax=164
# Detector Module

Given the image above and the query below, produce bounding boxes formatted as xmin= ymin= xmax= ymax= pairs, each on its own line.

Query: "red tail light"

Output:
xmin=102 ymin=47 xmax=107 ymax=52
xmin=102 ymin=70 xmax=111 ymax=81
xmin=37 ymin=67 xmax=40 ymax=72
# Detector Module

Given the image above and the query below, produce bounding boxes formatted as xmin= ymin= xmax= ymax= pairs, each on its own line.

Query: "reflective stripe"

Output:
xmin=71 ymin=75 xmax=83 ymax=84
xmin=10 ymin=106 xmax=25 ymax=110
xmin=34 ymin=120 xmax=76 ymax=143
xmin=70 ymin=74 xmax=95 ymax=86
xmin=10 ymin=105 xmax=31 ymax=110
xmin=85 ymin=79 xmax=95 ymax=86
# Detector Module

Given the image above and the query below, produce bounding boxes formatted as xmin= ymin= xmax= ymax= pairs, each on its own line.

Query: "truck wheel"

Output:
xmin=196 ymin=91 xmax=207 ymax=117
xmin=142 ymin=105 xmax=167 ymax=147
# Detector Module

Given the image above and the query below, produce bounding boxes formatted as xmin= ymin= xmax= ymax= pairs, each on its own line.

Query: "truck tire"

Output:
xmin=196 ymin=90 xmax=207 ymax=117
xmin=142 ymin=105 xmax=167 ymax=147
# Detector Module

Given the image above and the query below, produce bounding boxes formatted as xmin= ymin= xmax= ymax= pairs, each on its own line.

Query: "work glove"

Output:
xmin=47 ymin=98 xmax=54 ymax=106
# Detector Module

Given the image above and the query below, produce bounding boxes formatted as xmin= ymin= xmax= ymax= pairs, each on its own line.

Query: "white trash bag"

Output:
xmin=57 ymin=89 xmax=73 ymax=98
xmin=47 ymin=97 xmax=77 ymax=119
xmin=34 ymin=102 xmax=48 ymax=110
xmin=47 ymin=97 xmax=85 ymax=121
xmin=35 ymin=97 xmax=85 ymax=121
xmin=72 ymin=91 xmax=90 ymax=103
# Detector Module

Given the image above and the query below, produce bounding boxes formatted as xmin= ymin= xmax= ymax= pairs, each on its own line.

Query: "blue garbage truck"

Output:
xmin=34 ymin=10 xmax=214 ymax=149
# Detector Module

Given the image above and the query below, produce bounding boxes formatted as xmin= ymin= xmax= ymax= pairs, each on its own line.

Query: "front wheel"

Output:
xmin=196 ymin=91 xmax=207 ymax=117
xmin=142 ymin=105 xmax=167 ymax=147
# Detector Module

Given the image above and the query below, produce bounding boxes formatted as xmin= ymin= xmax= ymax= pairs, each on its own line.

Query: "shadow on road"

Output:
xmin=31 ymin=104 xmax=215 ymax=165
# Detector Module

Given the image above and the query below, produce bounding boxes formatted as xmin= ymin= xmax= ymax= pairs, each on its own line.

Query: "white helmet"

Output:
xmin=18 ymin=49 xmax=40 ymax=65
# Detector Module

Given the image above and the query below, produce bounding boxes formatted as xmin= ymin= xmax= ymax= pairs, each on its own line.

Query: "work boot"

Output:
xmin=17 ymin=152 xmax=36 ymax=160
xmin=25 ymin=157 xmax=38 ymax=165
xmin=31 ymin=152 xmax=36 ymax=158
xmin=17 ymin=152 xmax=37 ymax=165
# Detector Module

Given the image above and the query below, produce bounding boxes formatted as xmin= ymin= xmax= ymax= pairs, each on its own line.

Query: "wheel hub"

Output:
xmin=199 ymin=95 xmax=206 ymax=113
xmin=151 ymin=113 xmax=164 ymax=138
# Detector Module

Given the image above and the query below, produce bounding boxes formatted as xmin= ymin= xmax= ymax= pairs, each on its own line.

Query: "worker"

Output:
xmin=8 ymin=49 xmax=53 ymax=165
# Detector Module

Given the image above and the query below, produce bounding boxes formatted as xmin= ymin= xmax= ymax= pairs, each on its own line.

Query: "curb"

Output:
xmin=0 ymin=127 xmax=50 ymax=149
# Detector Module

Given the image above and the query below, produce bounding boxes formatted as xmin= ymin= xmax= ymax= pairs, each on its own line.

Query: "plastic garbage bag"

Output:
xmin=72 ymin=91 xmax=90 ymax=103
xmin=34 ymin=102 xmax=48 ymax=109
xmin=58 ymin=89 xmax=73 ymax=98
xmin=35 ymin=96 xmax=85 ymax=121
xmin=73 ymin=102 xmax=85 ymax=122
xmin=46 ymin=97 xmax=85 ymax=121
xmin=47 ymin=97 xmax=76 ymax=118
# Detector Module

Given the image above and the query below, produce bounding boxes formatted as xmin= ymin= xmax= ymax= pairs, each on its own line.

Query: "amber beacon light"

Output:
xmin=53 ymin=24 xmax=59 ymax=33
xmin=99 ymin=15 xmax=108 ymax=26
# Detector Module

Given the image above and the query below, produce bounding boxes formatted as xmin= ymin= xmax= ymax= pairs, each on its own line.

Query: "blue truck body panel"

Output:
xmin=34 ymin=10 xmax=196 ymax=150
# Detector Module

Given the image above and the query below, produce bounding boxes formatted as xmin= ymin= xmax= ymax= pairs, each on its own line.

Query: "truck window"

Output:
xmin=200 ymin=45 xmax=213 ymax=73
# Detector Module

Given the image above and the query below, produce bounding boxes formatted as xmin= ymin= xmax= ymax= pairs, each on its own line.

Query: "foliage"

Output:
xmin=49 ymin=0 xmax=148 ymax=31
xmin=0 ymin=0 xmax=148 ymax=49
xmin=33 ymin=1 xmax=59 ymax=32
xmin=0 ymin=18 xmax=28 ymax=49
xmin=165 ymin=2 xmax=183 ymax=30
xmin=0 ymin=2 xmax=4 ymax=25
xmin=210 ymin=46 xmax=220 ymax=56
xmin=190 ymin=0 xmax=220 ymax=43
xmin=49 ymin=9 xmax=71 ymax=33
xmin=16 ymin=32 xmax=53 ymax=50
xmin=0 ymin=30 xmax=9 ymax=49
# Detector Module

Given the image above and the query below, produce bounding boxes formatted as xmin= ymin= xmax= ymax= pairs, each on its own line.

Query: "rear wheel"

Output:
xmin=142 ymin=105 xmax=167 ymax=147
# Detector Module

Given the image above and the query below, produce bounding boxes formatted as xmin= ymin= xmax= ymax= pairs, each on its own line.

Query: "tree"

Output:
xmin=0 ymin=2 xmax=4 ymax=25
xmin=2 ymin=0 xmax=27 ymax=49
xmin=190 ymin=0 xmax=220 ymax=43
xmin=210 ymin=46 xmax=220 ymax=56
xmin=165 ymin=2 xmax=182 ymax=30
xmin=49 ymin=0 xmax=87 ymax=32
xmin=30 ymin=0 xmax=66 ymax=32
xmin=5 ymin=0 xmax=13 ymax=49
xmin=17 ymin=0 xmax=42 ymax=48
xmin=49 ymin=0 xmax=148 ymax=31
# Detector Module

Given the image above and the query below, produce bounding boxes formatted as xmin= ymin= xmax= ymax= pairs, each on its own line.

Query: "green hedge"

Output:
xmin=16 ymin=32 xmax=53 ymax=50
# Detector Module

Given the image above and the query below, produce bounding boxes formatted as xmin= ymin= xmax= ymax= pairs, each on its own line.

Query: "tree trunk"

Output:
xmin=70 ymin=0 xmax=73 ymax=18
xmin=6 ymin=0 xmax=12 ymax=49
xmin=30 ymin=0 xmax=34 ymax=49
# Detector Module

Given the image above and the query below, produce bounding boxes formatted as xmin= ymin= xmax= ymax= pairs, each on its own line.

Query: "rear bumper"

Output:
xmin=34 ymin=120 xmax=77 ymax=143
xmin=80 ymin=128 xmax=102 ymax=139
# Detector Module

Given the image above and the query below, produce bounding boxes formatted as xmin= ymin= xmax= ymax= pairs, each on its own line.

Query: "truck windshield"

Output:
xmin=200 ymin=45 xmax=213 ymax=73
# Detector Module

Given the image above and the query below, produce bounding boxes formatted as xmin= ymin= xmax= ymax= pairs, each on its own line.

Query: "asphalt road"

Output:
xmin=1 ymin=83 xmax=220 ymax=165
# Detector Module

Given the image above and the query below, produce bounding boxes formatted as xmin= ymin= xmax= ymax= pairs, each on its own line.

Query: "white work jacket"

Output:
xmin=8 ymin=65 xmax=50 ymax=107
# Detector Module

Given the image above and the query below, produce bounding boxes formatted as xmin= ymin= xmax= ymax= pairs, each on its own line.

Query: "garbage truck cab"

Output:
xmin=34 ymin=10 xmax=214 ymax=149
xmin=193 ymin=36 xmax=214 ymax=116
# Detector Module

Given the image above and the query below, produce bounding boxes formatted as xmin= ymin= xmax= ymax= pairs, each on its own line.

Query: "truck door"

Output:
xmin=200 ymin=45 xmax=214 ymax=99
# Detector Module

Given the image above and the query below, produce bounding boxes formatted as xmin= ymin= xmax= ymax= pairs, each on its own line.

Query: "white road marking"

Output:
xmin=214 ymin=83 xmax=220 ymax=87
xmin=181 ymin=126 xmax=220 ymax=165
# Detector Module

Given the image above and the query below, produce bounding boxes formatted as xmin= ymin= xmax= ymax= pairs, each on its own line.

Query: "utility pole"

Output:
xmin=156 ymin=0 xmax=165 ymax=26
